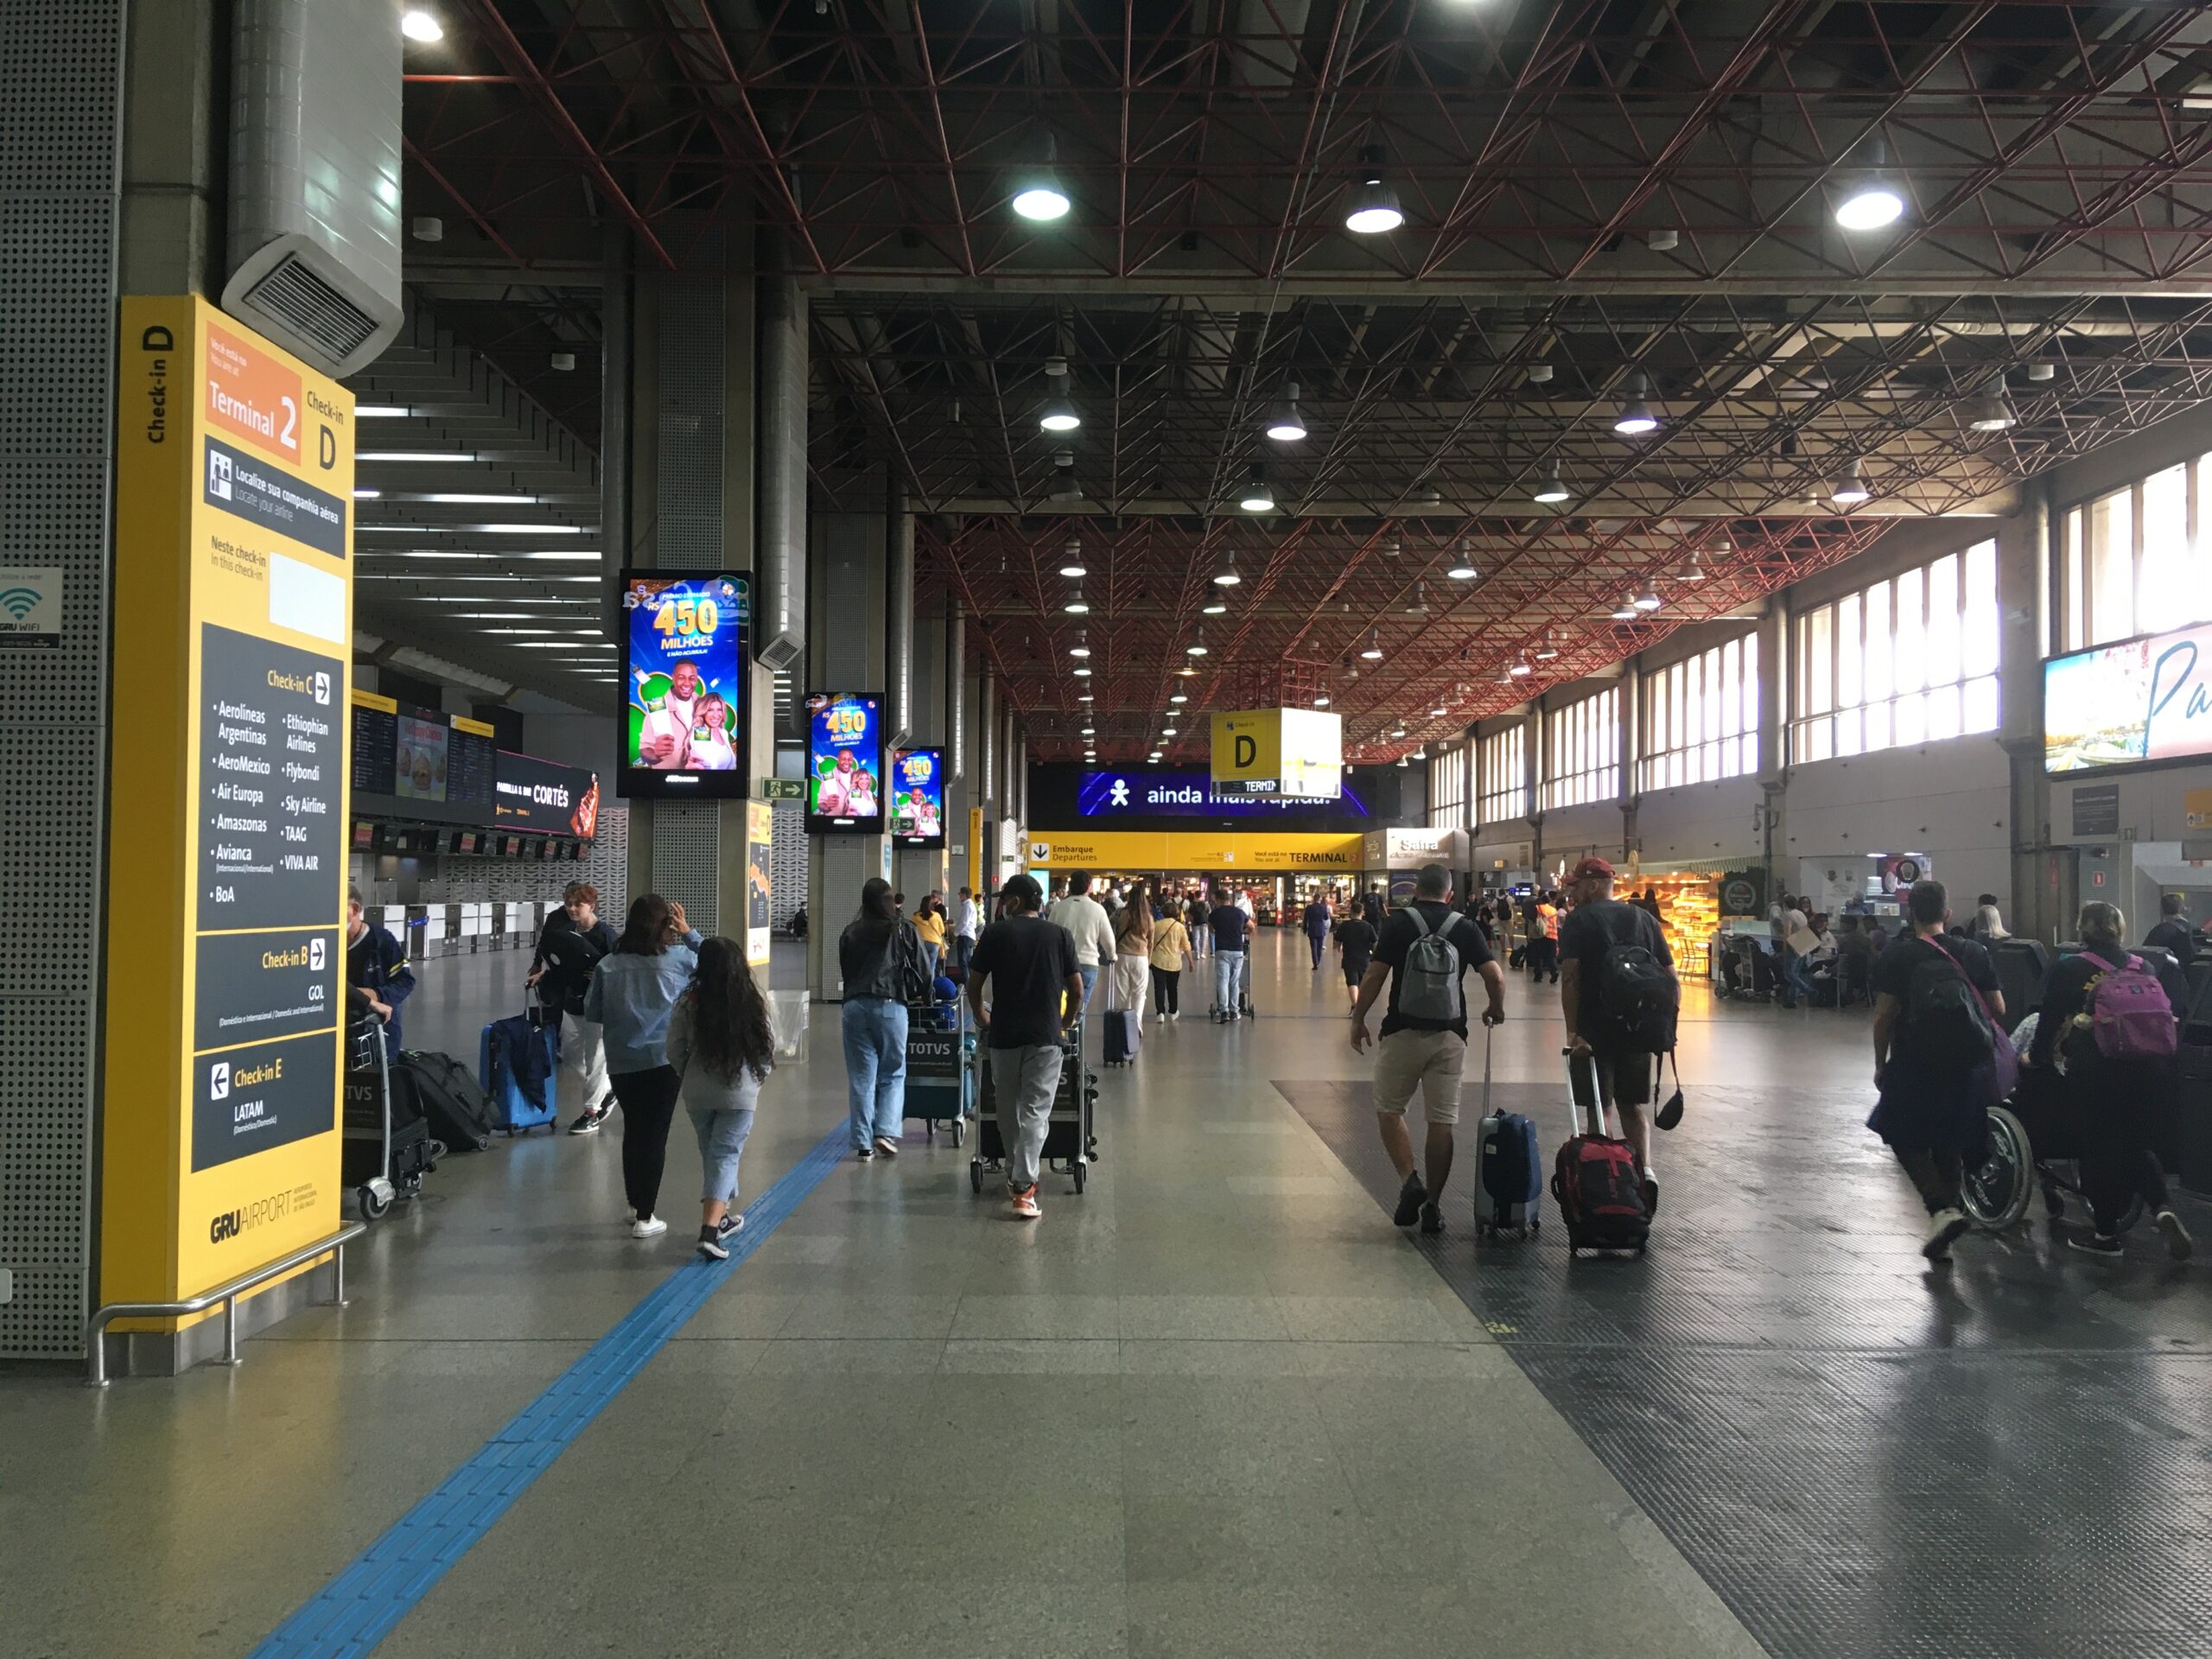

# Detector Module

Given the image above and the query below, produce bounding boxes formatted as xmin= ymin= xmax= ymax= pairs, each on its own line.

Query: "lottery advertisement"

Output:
xmin=619 ymin=572 xmax=750 ymax=798
xmin=891 ymin=747 xmax=946 ymax=847
xmin=805 ymin=693 xmax=885 ymax=832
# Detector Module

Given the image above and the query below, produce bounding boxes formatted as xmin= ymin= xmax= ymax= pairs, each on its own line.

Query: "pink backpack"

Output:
xmin=2088 ymin=956 xmax=2177 ymax=1061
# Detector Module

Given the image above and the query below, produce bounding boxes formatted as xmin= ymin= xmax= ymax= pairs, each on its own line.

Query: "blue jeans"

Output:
xmin=920 ymin=940 xmax=941 ymax=982
xmin=842 ymin=996 xmax=908 ymax=1147
xmin=1783 ymin=950 xmax=1812 ymax=1007
xmin=687 ymin=1103 xmax=755 ymax=1206
xmin=1077 ymin=964 xmax=1098 ymax=1012
xmin=1214 ymin=949 xmax=1246 ymax=1013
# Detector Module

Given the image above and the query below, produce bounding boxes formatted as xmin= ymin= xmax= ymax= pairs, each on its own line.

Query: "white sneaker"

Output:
xmin=1922 ymin=1208 xmax=1969 ymax=1260
xmin=630 ymin=1215 xmax=667 ymax=1239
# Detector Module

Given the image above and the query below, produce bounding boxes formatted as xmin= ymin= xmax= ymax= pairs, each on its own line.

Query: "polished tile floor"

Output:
xmin=5 ymin=931 xmax=2205 ymax=1657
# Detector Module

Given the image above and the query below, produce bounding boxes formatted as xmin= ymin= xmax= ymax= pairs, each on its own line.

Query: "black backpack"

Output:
xmin=1898 ymin=950 xmax=1995 ymax=1071
xmin=1599 ymin=939 xmax=1679 ymax=1052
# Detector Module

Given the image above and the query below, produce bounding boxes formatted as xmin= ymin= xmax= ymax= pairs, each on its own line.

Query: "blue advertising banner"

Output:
xmin=620 ymin=574 xmax=748 ymax=798
xmin=891 ymin=747 xmax=946 ymax=846
xmin=1076 ymin=767 xmax=1375 ymax=820
xmin=806 ymin=693 xmax=885 ymax=831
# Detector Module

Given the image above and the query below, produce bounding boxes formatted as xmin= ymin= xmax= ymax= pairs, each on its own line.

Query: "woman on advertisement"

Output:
xmin=681 ymin=693 xmax=739 ymax=772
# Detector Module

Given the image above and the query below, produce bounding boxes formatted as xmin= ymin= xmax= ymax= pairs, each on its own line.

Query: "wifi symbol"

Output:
xmin=0 ymin=588 xmax=41 ymax=620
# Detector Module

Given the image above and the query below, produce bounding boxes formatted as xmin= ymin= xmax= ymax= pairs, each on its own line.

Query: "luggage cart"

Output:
xmin=904 ymin=994 xmax=972 ymax=1146
xmin=970 ymin=1019 xmax=1099 ymax=1193
xmin=342 ymin=1017 xmax=439 ymax=1221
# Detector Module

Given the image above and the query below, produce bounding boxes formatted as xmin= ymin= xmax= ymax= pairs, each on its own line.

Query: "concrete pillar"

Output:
xmin=1524 ymin=707 xmax=1545 ymax=874
xmin=895 ymin=593 xmax=950 ymax=904
xmin=1618 ymin=658 xmax=1642 ymax=863
xmin=624 ymin=230 xmax=759 ymax=947
xmin=1999 ymin=493 xmax=2056 ymax=938
xmin=808 ymin=505 xmax=892 ymax=995
xmin=1758 ymin=599 xmax=1791 ymax=893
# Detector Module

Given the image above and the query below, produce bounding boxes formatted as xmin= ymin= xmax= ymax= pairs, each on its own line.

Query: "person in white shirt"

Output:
xmin=1046 ymin=871 xmax=1117 ymax=1013
xmin=1236 ymin=890 xmax=1255 ymax=922
xmin=952 ymin=886 xmax=981 ymax=976
xmin=682 ymin=693 xmax=738 ymax=771
xmin=1779 ymin=894 xmax=1812 ymax=1009
xmin=638 ymin=659 xmax=702 ymax=766
xmin=815 ymin=748 xmax=861 ymax=817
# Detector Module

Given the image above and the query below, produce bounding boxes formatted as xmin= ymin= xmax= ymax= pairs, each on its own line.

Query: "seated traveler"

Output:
xmin=2029 ymin=901 xmax=2192 ymax=1262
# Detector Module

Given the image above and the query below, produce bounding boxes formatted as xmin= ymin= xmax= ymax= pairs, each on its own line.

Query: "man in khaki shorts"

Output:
xmin=1351 ymin=863 xmax=1508 ymax=1234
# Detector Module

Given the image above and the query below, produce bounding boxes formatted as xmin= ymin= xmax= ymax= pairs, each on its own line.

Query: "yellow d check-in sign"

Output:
xmin=1211 ymin=709 xmax=1281 ymax=788
xmin=102 ymin=297 xmax=354 ymax=1331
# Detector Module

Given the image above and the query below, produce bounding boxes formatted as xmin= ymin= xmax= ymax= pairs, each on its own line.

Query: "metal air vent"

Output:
xmin=236 ymin=254 xmax=382 ymax=363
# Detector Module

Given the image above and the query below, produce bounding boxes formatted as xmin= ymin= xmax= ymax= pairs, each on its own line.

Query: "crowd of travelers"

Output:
xmin=349 ymin=854 xmax=2201 ymax=1260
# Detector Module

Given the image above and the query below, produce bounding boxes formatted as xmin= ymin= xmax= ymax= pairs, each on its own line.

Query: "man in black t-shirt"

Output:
xmin=1556 ymin=856 xmax=1676 ymax=1211
xmin=2145 ymin=893 xmax=2198 ymax=969
xmin=967 ymin=874 xmax=1084 ymax=1220
xmin=1351 ymin=864 xmax=1505 ymax=1233
xmin=1209 ymin=899 xmax=1251 ymax=1020
xmin=1332 ymin=902 xmax=1378 ymax=1008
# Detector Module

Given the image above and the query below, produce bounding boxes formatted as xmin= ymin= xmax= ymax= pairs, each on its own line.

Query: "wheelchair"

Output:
xmin=1961 ymin=1020 xmax=2166 ymax=1236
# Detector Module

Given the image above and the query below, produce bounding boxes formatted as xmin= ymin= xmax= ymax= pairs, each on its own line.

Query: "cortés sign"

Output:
xmin=494 ymin=750 xmax=600 ymax=837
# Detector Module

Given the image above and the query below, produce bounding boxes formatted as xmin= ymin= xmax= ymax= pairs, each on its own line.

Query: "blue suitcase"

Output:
xmin=1103 ymin=1007 xmax=1140 ymax=1066
xmin=480 ymin=1007 xmax=561 ymax=1134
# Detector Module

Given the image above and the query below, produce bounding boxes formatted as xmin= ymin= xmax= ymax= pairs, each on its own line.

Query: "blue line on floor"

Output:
xmin=247 ymin=1124 xmax=853 ymax=1659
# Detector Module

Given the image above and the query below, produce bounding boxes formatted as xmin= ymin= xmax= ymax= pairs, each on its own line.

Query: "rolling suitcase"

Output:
xmin=1103 ymin=1007 xmax=1140 ymax=1065
xmin=1471 ymin=1029 xmax=1541 ymax=1238
xmin=397 ymin=1049 xmax=495 ymax=1152
xmin=480 ymin=1004 xmax=561 ymax=1134
xmin=1553 ymin=1050 xmax=1650 ymax=1255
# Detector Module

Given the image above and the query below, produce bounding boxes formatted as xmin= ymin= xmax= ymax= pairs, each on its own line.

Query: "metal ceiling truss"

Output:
xmin=398 ymin=2 xmax=2212 ymax=750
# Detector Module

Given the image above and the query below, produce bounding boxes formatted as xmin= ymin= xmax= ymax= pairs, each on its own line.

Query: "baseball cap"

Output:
xmin=1569 ymin=856 xmax=1615 ymax=881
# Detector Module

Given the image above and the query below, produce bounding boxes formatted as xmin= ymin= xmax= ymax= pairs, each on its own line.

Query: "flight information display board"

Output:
xmin=348 ymin=693 xmax=497 ymax=827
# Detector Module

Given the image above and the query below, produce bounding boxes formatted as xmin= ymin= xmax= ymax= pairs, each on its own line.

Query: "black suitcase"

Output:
xmin=1991 ymin=939 xmax=2053 ymax=1023
xmin=397 ymin=1049 xmax=495 ymax=1152
xmin=973 ymin=1024 xmax=1097 ymax=1193
xmin=1103 ymin=1008 xmax=1139 ymax=1065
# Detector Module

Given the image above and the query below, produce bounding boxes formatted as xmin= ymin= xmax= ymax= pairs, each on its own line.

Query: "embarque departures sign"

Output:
xmin=103 ymin=298 xmax=353 ymax=1332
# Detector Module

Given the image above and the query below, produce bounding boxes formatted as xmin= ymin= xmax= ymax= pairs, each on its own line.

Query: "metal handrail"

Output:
xmin=85 ymin=1223 xmax=366 ymax=1388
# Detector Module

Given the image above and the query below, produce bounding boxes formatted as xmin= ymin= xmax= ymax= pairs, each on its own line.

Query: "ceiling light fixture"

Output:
xmin=1344 ymin=145 xmax=1404 ymax=235
xmin=1064 ymin=588 xmax=1090 ymax=614
xmin=1359 ymin=629 xmax=1384 ymax=661
xmin=1264 ymin=382 xmax=1307 ymax=442
xmin=1834 ymin=175 xmax=1905 ymax=232
xmin=1390 ymin=725 xmax=1408 ymax=738
xmin=1239 ymin=465 xmax=1274 ymax=513
xmin=400 ymin=9 xmax=443 ymax=43
xmin=1534 ymin=630 xmax=1560 ymax=661
xmin=1446 ymin=541 xmax=1478 ymax=581
xmin=359 ymin=450 xmax=478 ymax=462
xmin=1058 ymin=537 xmax=1085 ymax=578
xmin=1610 ymin=594 xmax=1640 ymax=620
xmin=1202 ymin=598 xmax=1227 ymax=614
xmin=355 ymin=405 xmax=410 ymax=418
xmin=1612 ymin=372 xmax=1658 ymax=437
xmin=1039 ymin=358 xmax=1079 ymax=432
xmin=1673 ymin=550 xmax=1708 ymax=581
xmin=1314 ymin=694 xmax=1331 ymax=708
xmin=1961 ymin=389 xmax=2018 ymax=433
xmin=1212 ymin=553 xmax=1241 ymax=587
xmin=1073 ymin=666 xmax=1093 ymax=677
xmin=1049 ymin=449 xmax=1081 ymax=502
xmin=352 ymin=487 xmax=381 ymax=499
xmin=1510 ymin=653 xmax=1533 ymax=677
xmin=1828 ymin=458 xmax=1872 ymax=505
xmin=1532 ymin=461 xmax=1572 ymax=505
xmin=1011 ymin=131 xmax=1071 ymax=221
xmin=1633 ymin=584 xmax=1662 ymax=612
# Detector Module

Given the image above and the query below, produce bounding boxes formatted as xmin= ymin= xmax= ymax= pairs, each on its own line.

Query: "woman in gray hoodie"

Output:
xmin=583 ymin=893 xmax=702 ymax=1237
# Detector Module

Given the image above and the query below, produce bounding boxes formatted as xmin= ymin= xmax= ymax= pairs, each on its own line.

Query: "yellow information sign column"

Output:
xmin=102 ymin=298 xmax=354 ymax=1346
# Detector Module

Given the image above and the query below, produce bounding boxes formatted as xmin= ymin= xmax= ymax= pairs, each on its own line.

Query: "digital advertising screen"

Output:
xmin=891 ymin=747 xmax=946 ymax=847
xmin=805 ymin=693 xmax=886 ymax=833
xmin=495 ymin=750 xmax=601 ymax=839
xmin=619 ymin=572 xmax=750 ymax=799
xmin=2045 ymin=620 xmax=2212 ymax=775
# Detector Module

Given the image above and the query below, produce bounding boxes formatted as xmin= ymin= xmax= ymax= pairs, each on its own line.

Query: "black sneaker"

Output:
xmin=567 ymin=1107 xmax=606 ymax=1135
xmin=2069 ymin=1230 xmax=2125 ymax=1259
xmin=715 ymin=1212 xmax=745 ymax=1244
xmin=855 ymin=1144 xmax=874 ymax=1160
xmin=1419 ymin=1202 xmax=1445 ymax=1236
xmin=1392 ymin=1170 xmax=1427 ymax=1227
xmin=696 ymin=1224 xmax=730 ymax=1261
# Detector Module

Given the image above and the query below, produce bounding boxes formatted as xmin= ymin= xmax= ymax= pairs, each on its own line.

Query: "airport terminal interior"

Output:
xmin=8 ymin=3 xmax=2212 ymax=1656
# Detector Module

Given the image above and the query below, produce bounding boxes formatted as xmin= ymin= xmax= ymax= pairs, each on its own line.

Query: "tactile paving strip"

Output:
xmin=1279 ymin=1076 xmax=2212 ymax=1659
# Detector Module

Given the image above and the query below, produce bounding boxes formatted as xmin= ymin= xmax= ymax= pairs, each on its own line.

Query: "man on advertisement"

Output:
xmin=638 ymin=658 xmax=701 ymax=768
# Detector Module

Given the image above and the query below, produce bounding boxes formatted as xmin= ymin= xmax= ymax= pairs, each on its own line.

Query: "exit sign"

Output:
xmin=759 ymin=779 xmax=804 ymax=801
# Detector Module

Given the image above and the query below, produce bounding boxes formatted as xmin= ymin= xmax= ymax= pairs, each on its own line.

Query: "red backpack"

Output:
xmin=1552 ymin=1135 xmax=1649 ymax=1255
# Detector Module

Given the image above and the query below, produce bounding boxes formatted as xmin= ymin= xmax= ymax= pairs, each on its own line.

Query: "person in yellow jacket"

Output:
xmin=911 ymin=891 xmax=947 ymax=981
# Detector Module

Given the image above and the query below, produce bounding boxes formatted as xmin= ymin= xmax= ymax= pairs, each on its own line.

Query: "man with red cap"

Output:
xmin=1556 ymin=855 xmax=1679 ymax=1214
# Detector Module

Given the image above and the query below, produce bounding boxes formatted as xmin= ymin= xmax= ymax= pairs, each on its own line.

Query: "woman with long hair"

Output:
xmin=666 ymin=936 xmax=775 ymax=1259
xmin=582 ymin=893 xmax=702 ymax=1237
xmin=1110 ymin=880 xmax=1154 ymax=1021
xmin=911 ymin=890 xmax=946 ymax=982
xmin=839 ymin=876 xmax=925 ymax=1157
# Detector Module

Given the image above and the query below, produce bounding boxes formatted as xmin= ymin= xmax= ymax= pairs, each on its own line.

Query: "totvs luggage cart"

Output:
xmin=904 ymin=995 xmax=975 ymax=1146
xmin=971 ymin=1020 xmax=1100 ymax=1193
xmin=343 ymin=1017 xmax=439 ymax=1220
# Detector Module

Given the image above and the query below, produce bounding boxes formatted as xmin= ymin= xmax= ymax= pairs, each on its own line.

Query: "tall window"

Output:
xmin=1478 ymin=725 xmax=1527 ymax=824
xmin=2059 ymin=454 xmax=2212 ymax=650
xmin=1542 ymin=689 xmax=1620 ymax=809
xmin=1427 ymin=745 xmax=1467 ymax=830
xmin=1641 ymin=632 xmax=1759 ymax=791
xmin=1792 ymin=540 xmax=1999 ymax=764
